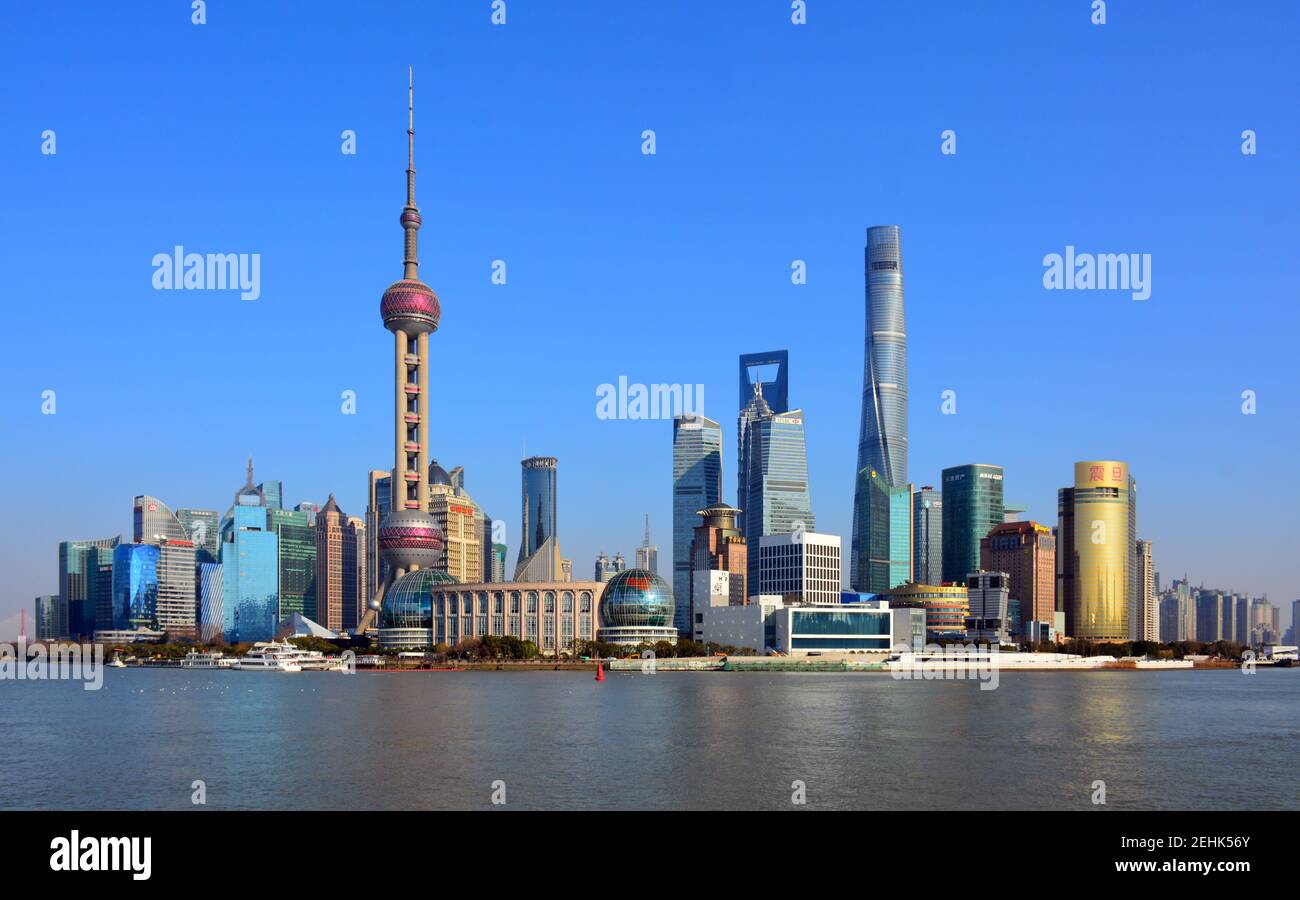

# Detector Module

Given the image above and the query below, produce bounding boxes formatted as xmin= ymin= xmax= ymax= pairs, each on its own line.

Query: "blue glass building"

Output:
xmin=742 ymin=407 xmax=815 ymax=594
xmin=111 ymin=543 xmax=159 ymax=630
xmin=221 ymin=501 xmax=279 ymax=644
xmin=519 ymin=456 xmax=557 ymax=563
xmin=851 ymin=225 xmax=908 ymax=589
xmin=853 ymin=468 xmax=913 ymax=593
xmin=672 ymin=414 xmax=722 ymax=633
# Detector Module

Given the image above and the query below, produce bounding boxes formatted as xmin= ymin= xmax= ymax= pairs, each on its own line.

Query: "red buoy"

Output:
xmin=595 ymin=661 xmax=605 ymax=682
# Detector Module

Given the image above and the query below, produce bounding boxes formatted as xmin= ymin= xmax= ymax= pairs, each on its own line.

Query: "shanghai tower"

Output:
xmin=849 ymin=225 xmax=908 ymax=589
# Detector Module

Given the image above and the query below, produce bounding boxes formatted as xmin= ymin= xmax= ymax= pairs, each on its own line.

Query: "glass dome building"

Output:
xmin=597 ymin=568 xmax=678 ymax=646
xmin=378 ymin=568 xmax=459 ymax=648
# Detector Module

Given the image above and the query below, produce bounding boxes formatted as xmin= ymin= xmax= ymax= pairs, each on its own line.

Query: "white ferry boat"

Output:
xmin=884 ymin=649 xmax=1116 ymax=671
xmin=232 ymin=641 xmax=350 ymax=672
xmin=233 ymin=642 xmax=304 ymax=672
xmin=180 ymin=651 xmax=234 ymax=669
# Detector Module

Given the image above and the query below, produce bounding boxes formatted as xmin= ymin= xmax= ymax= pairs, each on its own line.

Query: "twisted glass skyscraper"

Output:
xmin=850 ymin=225 xmax=908 ymax=590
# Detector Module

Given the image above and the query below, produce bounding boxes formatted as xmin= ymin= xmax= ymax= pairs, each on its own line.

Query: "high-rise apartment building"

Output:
xmin=1136 ymin=539 xmax=1156 ymax=641
xmin=672 ymin=414 xmax=722 ymax=632
xmin=941 ymin=464 xmax=1004 ymax=585
xmin=851 ymin=225 xmax=908 ymax=589
xmin=1195 ymin=590 xmax=1222 ymax=642
xmin=980 ymin=521 xmax=1056 ymax=634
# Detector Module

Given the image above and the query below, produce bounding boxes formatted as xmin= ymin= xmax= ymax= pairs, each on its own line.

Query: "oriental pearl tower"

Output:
xmin=358 ymin=68 xmax=445 ymax=633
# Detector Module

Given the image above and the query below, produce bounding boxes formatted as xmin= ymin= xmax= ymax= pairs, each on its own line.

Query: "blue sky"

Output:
xmin=1 ymin=1 xmax=1297 ymax=631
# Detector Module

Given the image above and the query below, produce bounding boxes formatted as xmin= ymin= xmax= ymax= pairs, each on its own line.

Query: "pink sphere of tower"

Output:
xmin=380 ymin=278 xmax=440 ymax=335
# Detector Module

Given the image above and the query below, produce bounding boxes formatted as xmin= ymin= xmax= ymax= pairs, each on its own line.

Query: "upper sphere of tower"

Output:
xmin=380 ymin=278 xmax=440 ymax=335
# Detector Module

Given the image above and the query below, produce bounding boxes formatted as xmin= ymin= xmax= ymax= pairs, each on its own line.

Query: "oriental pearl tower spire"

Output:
xmin=360 ymin=68 xmax=445 ymax=634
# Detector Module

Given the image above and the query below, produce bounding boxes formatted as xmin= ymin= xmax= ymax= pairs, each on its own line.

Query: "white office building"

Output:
xmin=756 ymin=532 xmax=842 ymax=606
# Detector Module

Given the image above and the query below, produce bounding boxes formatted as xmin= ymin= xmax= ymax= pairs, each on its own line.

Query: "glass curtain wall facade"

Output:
xmin=743 ymin=409 xmax=815 ymax=599
xmin=177 ymin=508 xmax=221 ymax=564
xmin=111 ymin=543 xmax=160 ymax=631
xmin=851 ymin=225 xmax=908 ymax=589
xmin=853 ymin=468 xmax=913 ymax=593
xmin=59 ymin=536 xmax=120 ymax=638
xmin=366 ymin=470 xmax=392 ymax=608
xmin=197 ymin=562 xmax=224 ymax=643
xmin=258 ymin=480 xmax=284 ymax=510
xmin=912 ymin=486 xmax=942 ymax=586
xmin=270 ymin=508 xmax=317 ymax=621
xmin=519 ymin=457 xmax=558 ymax=565
xmin=672 ymin=414 xmax=722 ymax=633
xmin=738 ymin=351 xmax=789 ymax=534
xmin=941 ymin=464 xmax=1004 ymax=584
xmin=221 ymin=504 xmax=279 ymax=643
